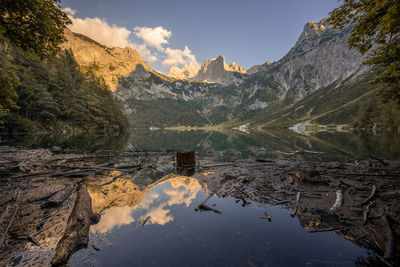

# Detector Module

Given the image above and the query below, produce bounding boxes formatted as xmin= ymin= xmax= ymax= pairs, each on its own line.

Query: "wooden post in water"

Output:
xmin=176 ymin=150 xmax=195 ymax=176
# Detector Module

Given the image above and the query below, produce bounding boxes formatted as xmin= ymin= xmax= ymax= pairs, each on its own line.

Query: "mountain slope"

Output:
xmin=245 ymin=72 xmax=379 ymax=128
xmin=61 ymin=29 xmax=152 ymax=92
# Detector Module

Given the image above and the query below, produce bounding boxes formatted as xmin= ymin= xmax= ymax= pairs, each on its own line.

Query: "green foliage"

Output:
xmin=2 ymin=47 xmax=129 ymax=134
xmin=0 ymin=0 xmax=71 ymax=59
xmin=0 ymin=48 xmax=19 ymax=121
xmin=328 ymin=0 xmax=400 ymax=102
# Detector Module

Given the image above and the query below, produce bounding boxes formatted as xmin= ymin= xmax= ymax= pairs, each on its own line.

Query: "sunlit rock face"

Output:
xmin=191 ymin=55 xmax=247 ymax=85
xmin=61 ymin=29 xmax=151 ymax=92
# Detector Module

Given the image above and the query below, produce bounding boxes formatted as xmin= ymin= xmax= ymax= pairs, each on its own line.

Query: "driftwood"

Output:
xmin=51 ymin=185 xmax=94 ymax=266
xmin=197 ymin=204 xmax=222 ymax=214
xmin=92 ymin=243 xmax=101 ymax=251
xmin=309 ymin=226 xmax=350 ymax=233
xmin=195 ymin=179 xmax=229 ymax=211
xmin=379 ymin=191 xmax=400 ymax=198
xmin=290 ymin=192 xmax=301 ymax=217
xmin=382 ymin=215 xmax=394 ymax=260
xmin=0 ymin=190 xmax=21 ymax=248
xmin=330 ymin=190 xmax=343 ymax=211
xmin=361 ymin=185 xmax=377 ymax=205
xmin=200 ymin=162 xmax=236 ymax=168
xmin=362 ymin=201 xmax=375 ymax=225
xmin=137 ymin=216 xmax=151 ymax=227
xmin=233 ymin=185 xmax=249 ymax=198
xmin=262 ymin=212 xmax=272 ymax=222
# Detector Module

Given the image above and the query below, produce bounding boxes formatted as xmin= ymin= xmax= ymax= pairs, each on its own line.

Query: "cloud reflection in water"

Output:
xmin=89 ymin=175 xmax=203 ymax=233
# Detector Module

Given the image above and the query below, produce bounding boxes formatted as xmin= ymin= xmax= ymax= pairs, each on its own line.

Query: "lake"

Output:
xmin=0 ymin=128 xmax=399 ymax=266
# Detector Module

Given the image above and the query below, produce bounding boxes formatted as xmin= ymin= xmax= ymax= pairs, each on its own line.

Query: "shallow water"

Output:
xmin=69 ymin=176 xmax=370 ymax=267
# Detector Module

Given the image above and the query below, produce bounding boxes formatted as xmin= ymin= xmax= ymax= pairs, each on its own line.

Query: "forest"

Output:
xmin=0 ymin=42 xmax=128 ymax=134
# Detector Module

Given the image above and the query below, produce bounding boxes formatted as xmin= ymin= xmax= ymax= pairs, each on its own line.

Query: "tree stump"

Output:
xmin=176 ymin=150 xmax=195 ymax=168
xmin=176 ymin=151 xmax=195 ymax=176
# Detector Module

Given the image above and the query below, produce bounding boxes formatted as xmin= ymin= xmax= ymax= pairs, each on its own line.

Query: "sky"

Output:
xmin=59 ymin=0 xmax=341 ymax=75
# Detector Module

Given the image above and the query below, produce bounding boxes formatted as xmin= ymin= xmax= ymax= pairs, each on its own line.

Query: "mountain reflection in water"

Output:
xmin=69 ymin=168 xmax=393 ymax=267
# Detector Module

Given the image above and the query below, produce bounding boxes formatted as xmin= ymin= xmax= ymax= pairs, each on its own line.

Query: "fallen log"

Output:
xmin=195 ymin=179 xmax=228 ymax=211
xmin=51 ymin=184 xmax=94 ymax=266
xmin=382 ymin=215 xmax=394 ymax=261
xmin=330 ymin=190 xmax=343 ymax=212
xmin=360 ymin=185 xmax=377 ymax=205
xmin=362 ymin=201 xmax=375 ymax=225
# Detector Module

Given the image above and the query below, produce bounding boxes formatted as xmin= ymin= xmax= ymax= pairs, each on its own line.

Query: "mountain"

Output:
xmin=65 ymin=18 xmax=393 ymax=129
xmin=61 ymin=29 xmax=151 ymax=92
xmin=242 ymin=19 xmax=363 ymax=100
xmin=191 ymin=55 xmax=247 ymax=85
xmin=114 ymin=19 xmax=371 ymax=128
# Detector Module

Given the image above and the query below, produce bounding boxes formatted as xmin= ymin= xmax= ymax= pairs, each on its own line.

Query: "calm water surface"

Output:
xmin=70 ymin=176 xmax=369 ymax=267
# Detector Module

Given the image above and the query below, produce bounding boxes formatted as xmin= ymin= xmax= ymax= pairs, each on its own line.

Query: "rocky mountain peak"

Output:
xmin=191 ymin=55 xmax=246 ymax=84
xmin=295 ymin=19 xmax=329 ymax=47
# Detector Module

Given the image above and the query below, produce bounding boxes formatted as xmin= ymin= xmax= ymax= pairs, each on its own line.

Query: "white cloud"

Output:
xmin=65 ymin=13 xmax=199 ymax=75
xmin=134 ymin=26 xmax=172 ymax=51
xmin=90 ymin=206 xmax=135 ymax=234
xmin=162 ymin=46 xmax=200 ymax=78
xmin=62 ymin=7 xmax=76 ymax=16
xmin=168 ymin=64 xmax=200 ymax=79
xmin=162 ymin=46 xmax=198 ymax=67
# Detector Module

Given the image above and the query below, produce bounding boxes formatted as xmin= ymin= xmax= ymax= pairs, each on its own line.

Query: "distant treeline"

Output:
xmin=0 ymin=41 xmax=128 ymax=134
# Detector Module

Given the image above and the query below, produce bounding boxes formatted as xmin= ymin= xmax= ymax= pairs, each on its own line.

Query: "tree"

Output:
xmin=0 ymin=52 xmax=18 ymax=121
xmin=0 ymin=0 xmax=71 ymax=59
xmin=328 ymin=0 xmax=400 ymax=102
xmin=0 ymin=0 xmax=70 ymax=121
